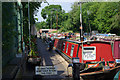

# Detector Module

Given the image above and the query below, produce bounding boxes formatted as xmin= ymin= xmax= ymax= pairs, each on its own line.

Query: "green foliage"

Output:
xmin=28 ymin=49 xmax=38 ymax=56
xmin=51 ymin=31 xmax=58 ymax=33
xmin=65 ymin=30 xmax=73 ymax=33
xmin=41 ymin=5 xmax=66 ymax=29
xmin=22 ymin=2 xmax=42 ymax=44
xmin=93 ymin=2 xmax=119 ymax=33
xmin=39 ymin=2 xmax=119 ymax=35
xmin=109 ymin=2 xmax=120 ymax=35
xmin=35 ymin=21 xmax=48 ymax=30
xmin=18 ymin=49 xmax=22 ymax=53
xmin=28 ymin=35 xmax=38 ymax=56
xmin=63 ymin=2 xmax=119 ymax=35
xmin=35 ymin=18 xmax=38 ymax=21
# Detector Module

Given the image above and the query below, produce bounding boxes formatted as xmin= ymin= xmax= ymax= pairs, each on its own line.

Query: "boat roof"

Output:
xmin=56 ymin=38 xmax=112 ymax=44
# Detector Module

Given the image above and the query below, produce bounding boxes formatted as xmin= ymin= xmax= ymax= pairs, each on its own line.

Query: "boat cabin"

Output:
xmin=54 ymin=38 xmax=115 ymax=68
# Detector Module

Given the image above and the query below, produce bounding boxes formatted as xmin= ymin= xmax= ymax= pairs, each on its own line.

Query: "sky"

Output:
xmin=34 ymin=1 xmax=74 ymax=22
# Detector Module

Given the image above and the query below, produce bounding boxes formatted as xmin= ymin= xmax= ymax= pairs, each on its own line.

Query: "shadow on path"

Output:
xmin=36 ymin=38 xmax=69 ymax=79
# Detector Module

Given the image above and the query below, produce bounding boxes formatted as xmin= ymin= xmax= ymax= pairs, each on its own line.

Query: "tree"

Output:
xmin=35 ymin=21 xmax=48 ymax=30
xmin=63 ymin=2 xmax=119 ymax=35
xmin=94 ymin=2 xmax=119 ymax=33
xmin=39 ymin=2 xmax=119 ymax=35
xmin=41 ymin=5 xmax=65 ymax=29
xmin=22 ymin=2 xmax=42 ymax=44
xmin=109 ymin=2 xmax=120 ymax=35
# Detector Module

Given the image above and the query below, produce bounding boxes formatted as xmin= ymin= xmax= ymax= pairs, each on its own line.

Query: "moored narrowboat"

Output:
xmin=53 ymin=38 xmax=120 ymax=80
xmin=113 ymin=39 xmax=120 ymax=65
xmin=99 ymin=38 xmax=120 ymax=65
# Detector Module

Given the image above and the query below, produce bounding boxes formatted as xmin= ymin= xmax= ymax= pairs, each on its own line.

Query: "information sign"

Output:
xmin=83 ymin=47 xmax=96 ymax=60
xmin=35 ymin=66 xmax=57 ymax=75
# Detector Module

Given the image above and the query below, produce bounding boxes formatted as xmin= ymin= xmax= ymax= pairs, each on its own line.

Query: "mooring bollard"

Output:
xmin=72 ymin=57 xmax=80 ymax=80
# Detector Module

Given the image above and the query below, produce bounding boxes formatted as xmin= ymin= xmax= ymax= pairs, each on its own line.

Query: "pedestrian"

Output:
xmin=68 ymin=32 xmax=71 ymax=39
xmin=65 ymin=33 xmax=67 ymax=39
xmin=48 ymin=41 xmax=53 ymax=51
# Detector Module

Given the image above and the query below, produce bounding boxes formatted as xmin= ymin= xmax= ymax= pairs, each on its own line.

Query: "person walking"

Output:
xmin=48 ymin=41 xmax=53 ymax=51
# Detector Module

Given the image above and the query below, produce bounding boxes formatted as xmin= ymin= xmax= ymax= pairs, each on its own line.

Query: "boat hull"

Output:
xmin=80 ymin=66 xmax=120 ymax=80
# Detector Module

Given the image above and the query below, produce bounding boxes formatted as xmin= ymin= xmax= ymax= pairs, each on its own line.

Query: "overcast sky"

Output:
xmin=34 ymin=1 xmax=74 ymax=22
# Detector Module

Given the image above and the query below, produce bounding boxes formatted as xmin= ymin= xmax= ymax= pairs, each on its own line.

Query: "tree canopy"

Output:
xmin=68 ymin=2 xmax=119 ymax=35
xmin=22 ymin=2 xmax=42 ymax=44
xmin=40 ymin=5 xmax=68 ymax=29
xmin=36 ymin=2 xmax=120 ymax=35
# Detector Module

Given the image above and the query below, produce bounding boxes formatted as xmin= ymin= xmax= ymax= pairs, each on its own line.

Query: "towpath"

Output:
xmin=37 ymin=38 xmax=72 ymax=80
xmin=14 ymin=38 xmax=72 ymax=80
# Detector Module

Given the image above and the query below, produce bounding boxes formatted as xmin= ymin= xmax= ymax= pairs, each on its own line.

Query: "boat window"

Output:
xmin=83 ymin=47 xmax=96 ymax=60
xmin=66 ymin=43 xmax=69 ymax=53
xmin=70 ymin=45 xmax=74 ymax=57
xmin=63 ymin=42 xmax=65 ymax=51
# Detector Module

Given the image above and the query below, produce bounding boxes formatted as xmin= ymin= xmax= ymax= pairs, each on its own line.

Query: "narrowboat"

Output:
xmin=99 ymin=38 xmax=120 ymax=65
xmin=113 ymin=39 xmax=120 ymax=64
xmin=53 ymin=38 xmax=120 ymax=80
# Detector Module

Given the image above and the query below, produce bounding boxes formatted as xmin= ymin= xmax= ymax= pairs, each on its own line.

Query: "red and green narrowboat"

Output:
xmin=53 ymin=38 xmax=120 ymax=80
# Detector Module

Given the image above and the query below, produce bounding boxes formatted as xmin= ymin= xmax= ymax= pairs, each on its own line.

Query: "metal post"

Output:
xmin=28 ymin=0 xmax=31 ymax=50
xmin=72 ymin=57 xmax=80 ymax=80
xmin=73 ymin=63 xmax=80 ymax=80
xmin=80 ymin=2 xmax=83 ymax=41
xmin=79 ymin=1 xmax=84 ymax=63
xmin=0 ymin=2 xmax=2 ymax=80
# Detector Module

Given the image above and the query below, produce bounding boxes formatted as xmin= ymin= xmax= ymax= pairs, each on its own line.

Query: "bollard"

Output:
xmin=73 ymin=63 xmax=80 ymax=80
xmin=72 ymin=57 xmax=80 ymax=80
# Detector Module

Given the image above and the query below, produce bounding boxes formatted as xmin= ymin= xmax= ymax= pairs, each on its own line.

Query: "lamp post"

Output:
xmin=79 ymin=1 xmax=84 ymax=63
xmin=79 ymin=2 xmax=83 ymax=41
